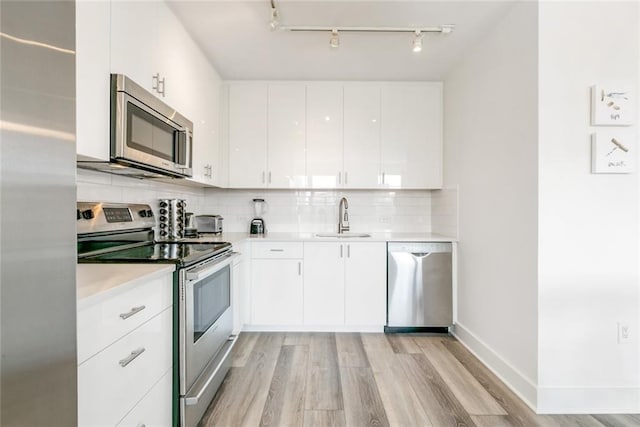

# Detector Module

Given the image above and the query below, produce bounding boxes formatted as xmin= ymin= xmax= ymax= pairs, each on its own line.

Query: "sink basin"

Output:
xmin=315 ymin=232 xmax=371 ymax=238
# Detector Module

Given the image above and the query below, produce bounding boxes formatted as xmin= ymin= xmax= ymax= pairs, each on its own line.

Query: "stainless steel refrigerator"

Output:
xmin=0 ymin=1 xmax=78 ymax=425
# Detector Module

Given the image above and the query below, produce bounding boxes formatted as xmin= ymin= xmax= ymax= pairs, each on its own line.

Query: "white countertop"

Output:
xmin=77 ymin=263 xmax=175 ymax=304
xmin=185 ymin=231 xmax=456 ymax=245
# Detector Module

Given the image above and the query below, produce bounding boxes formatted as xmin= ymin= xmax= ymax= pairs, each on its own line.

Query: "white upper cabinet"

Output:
xmin=306 ymin=85 xmax=344 ymax=189
xmin=224 ymin=81 xmax=443 ymax=190
xmin=110 ymin=1 xmax=157 ymax=94
xmin=381 ymin=84 xmax=443 ymax=189
xmin=228 ymin=84 xmax=268 ymax=187
xmin=76 ymin=0 xmax=111 ymax=161
xmin=343 ymin=86 xmax=382 ymax=189
xmin=268 ymin=85 xmax=306 ymax=188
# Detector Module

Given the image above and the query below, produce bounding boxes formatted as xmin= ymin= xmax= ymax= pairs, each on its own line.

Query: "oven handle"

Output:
xmin=184 ymin=335 xmax=237 ymax=406
xmin=186 ymin=252 xmax=240 ymax=282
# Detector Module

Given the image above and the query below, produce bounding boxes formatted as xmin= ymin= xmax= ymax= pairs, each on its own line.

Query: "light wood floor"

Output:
xmin=199 ymin=333 xmax=640 ymax=427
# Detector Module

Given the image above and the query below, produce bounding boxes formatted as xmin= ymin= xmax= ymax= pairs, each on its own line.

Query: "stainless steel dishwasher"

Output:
xmin=386 ymin=242 xmax=452 ymax=333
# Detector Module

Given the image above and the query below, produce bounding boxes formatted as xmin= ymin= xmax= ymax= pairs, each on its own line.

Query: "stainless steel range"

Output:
xmin=77 ymin=202 xmax=238 ymax=427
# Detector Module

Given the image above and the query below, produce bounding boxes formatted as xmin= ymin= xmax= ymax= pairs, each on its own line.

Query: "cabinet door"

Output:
xmin=116 ymin=368 xmax=172 ymax=427
xmin=303 ymin=243 xmax=345 ymax=325
xmin=251 ymin=259 xmax=303 ymax=325
xmin=306 ymin=85 xmax=344 ymax=189
xmin=76 ymin=0 xmax=110 ymax=162
xmin=344 ymin=242 xmax=386 ymax=326
xmin=110 ymin=1 xmax=157 ymax=93
xmin=381 ymin=84 xmax=443 ymax=189
xmin=267 ymin=85 xmax=306 ymax=188
xmin=343 ymin=86 xmax=381 ymax=189
xmin=228 ymin=84 xmax=268 ymax=187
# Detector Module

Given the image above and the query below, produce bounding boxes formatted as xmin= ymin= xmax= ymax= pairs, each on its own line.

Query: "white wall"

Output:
xmin=444 ymin=1 xmax=540 ymax=407
xmin=537 ymin=1 xmax=639 ymax=413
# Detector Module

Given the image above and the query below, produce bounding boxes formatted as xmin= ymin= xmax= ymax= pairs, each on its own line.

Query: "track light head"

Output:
xmin=329 ymin=29 xmax=340 ymax=48
xmin=412 ymin=30 xmax=423 ymax=53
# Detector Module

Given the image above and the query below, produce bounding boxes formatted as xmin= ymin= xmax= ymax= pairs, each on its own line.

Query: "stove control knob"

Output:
xmin=145 ymin=209 xmax=153 ymax=217
xmin=159 ymin=208 xmax=167 ymax=215
xmin=159 ymin=201 xmax=167 ymax=208
xmin=159 ymin=230 xmax=167 ymax=237
xmin=81 ymin=209 xmax=94 ymax=220
xmin=139 ymin=209 xmax=147 ymax=218
xmin=159 ymin=223 xmax=167 ymax=229
xmin=159 ymin=216 xmax=167 ymax=222
xmin=77 ymin=209 xmax=81 ymax=220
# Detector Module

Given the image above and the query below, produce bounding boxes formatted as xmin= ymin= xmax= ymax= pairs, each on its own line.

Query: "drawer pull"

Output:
xmin=119 ymin=305 xmax=146 ymax=320
xmin=269 ymin=249 xmax=284 ymax=252
xmin=119 ymin=347 xmax=146 ymax=367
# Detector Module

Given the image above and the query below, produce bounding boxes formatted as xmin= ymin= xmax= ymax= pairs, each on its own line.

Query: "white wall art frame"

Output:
xmin=591 ymin=130 xmax=635 ymax=173
xmin=591 ymin=85 xmax=634 ymax=126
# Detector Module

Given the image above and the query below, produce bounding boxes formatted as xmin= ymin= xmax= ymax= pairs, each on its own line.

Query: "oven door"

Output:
xmin=180 ymin=252 xmax=238 ymax=393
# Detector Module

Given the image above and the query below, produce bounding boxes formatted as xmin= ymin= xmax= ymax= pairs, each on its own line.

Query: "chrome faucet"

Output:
xmin=338 ymin=197 xmax=350 ymax=234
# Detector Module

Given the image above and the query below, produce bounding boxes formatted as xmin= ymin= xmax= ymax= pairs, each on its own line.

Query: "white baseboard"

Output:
xmin=452 ymin=322 xmax=538 ymax=410
xmin=537 ymin=386 xmax=640 ymax=414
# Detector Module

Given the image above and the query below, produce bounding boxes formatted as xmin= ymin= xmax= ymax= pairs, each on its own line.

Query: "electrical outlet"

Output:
xmin=617 ymin=322 xmax=630 ymax=344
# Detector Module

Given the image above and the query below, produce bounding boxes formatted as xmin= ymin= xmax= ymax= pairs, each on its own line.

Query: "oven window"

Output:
xmin=127 ymin=102 xmax=177 ymax=162
xmin=193 ymin=264 xmax=230 ymax=343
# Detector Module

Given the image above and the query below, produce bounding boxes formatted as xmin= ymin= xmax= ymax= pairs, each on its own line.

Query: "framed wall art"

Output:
xmin=591 ymin=130 xmax=635 ymax=173
xmin=591 ymin=85 xmax=634 ymax=126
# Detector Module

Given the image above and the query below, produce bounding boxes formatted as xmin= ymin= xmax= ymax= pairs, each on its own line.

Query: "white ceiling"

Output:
xmin=167 ymin=1 xmax=516 ymax=81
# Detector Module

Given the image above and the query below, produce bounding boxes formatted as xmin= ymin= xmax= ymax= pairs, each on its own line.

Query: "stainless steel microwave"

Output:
xmin=110 ymin=74 xmax=193 ymax=178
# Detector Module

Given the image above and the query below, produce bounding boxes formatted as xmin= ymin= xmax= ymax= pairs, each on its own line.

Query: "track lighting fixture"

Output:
xmin=267 ymin=1 xmax=454 ymax=50
xmin=412 ymin=30 xmax=423 ymax=53
xmin=329 ymin=29 xmax=339 ymax=48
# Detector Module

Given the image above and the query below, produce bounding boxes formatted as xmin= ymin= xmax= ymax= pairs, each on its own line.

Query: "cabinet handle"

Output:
xmin=262 ymin=171 xmax=265 ymax=184
xmin=345 ymin=171 xmax=348 ymax=185
xmin=347 ymin=244 xmax=350 ymax=258
xmin=119 ymin=305 xmax=146 ymax=320
xmin=152 ymin=73 xmax=159 ymax=91
xmin=269 ymin=249 xmax=284 ymax=252
xmin=382 ymin=172 xmax=385 ymax=184
xmin=119 ymin=347 xmax=146 ymax=367
xmin=340 ymin=245 xmax=343 ymax=258
xmin=268 ymin=171 xmax=272 ymax=184
xmin=158 ymin=77 xmax=166 ymax=97
xmin=338 ymin=172 xmax=341 ymax=185
xmin=298 ymin=262 xmax=301 ymax=276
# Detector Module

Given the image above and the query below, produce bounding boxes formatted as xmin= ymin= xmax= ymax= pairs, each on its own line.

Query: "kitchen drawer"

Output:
xmin=77 ymin=273 xmax=172 ymax=364
xmin=251 ymin=241 xmax=303 ymax=259
xmin=117 ymin=368 xmax=172 ymax=427
xmin=78 ymin=308 xmax=173 ymax=427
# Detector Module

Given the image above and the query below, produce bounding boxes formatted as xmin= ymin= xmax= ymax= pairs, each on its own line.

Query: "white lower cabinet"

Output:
xmin=303 ymin=242 xmax=345 ymax=325
xmin=304 ymin=242 xmax=386 ymax=328
xmin=77 ymin=272 xmax=173 ymax=427
xmin=116 ymin=368 xmax=172 ymax=427
xmin=251 ymin=242 xmax=303 ymax=325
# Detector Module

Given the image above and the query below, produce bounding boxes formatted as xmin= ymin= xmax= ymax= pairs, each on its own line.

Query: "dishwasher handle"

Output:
xmin=388 ymin=242 xmax=452 ymax=254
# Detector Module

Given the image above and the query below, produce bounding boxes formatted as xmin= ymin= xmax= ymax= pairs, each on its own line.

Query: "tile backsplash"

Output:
xmin=77 ymin=169 xmax=457 ymax=235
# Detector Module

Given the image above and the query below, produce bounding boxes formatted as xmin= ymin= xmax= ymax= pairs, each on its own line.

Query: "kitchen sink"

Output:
xmin=315 ymin=232 xmax=372 ymax=238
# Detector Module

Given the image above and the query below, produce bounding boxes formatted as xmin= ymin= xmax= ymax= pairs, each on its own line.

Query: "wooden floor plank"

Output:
xmin=366 ymin=350 xmax=433 ymax=426
xmin=360 ymin=333 xmax=395 ymax=353
xmin=418 ymin=338 xmax=507 ymax=415
xmin=305 ymin=333 xmax=343 ymax=410
xmin=200 ymin=333 xmax=284 ymax=426
xmin=472 ymin=415 xmax=520 ymax=427
xmin=231 ymin=331 xmax=260 ymax=367
xmin=283 ymin=332 xmax=312 ymax=346
xmin=441 ymin=339 xmax=541 ymax=427
xmin=398 ymin=352 xmax=476 ymax=427
xmin=303 ymin=410 xmax=347 ymax=427
xmin=386 ymin=333 xmax=423 ymax=354
xmin=335 ymin=333 xmax=370 ymax=367
xmin=536 ymin=415 xmax=607 ymax=427
xmin=340 ymin=366 xmax=390 ymax=427
xmin=593 ymin=414 xmax=640 ymax=427
xmin=260 ymin=345 xmax=309 ymax=427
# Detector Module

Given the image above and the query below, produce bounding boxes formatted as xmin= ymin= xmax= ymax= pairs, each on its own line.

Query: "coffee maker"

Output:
xmin=250 ymin=198 xmax=267 ymax=235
